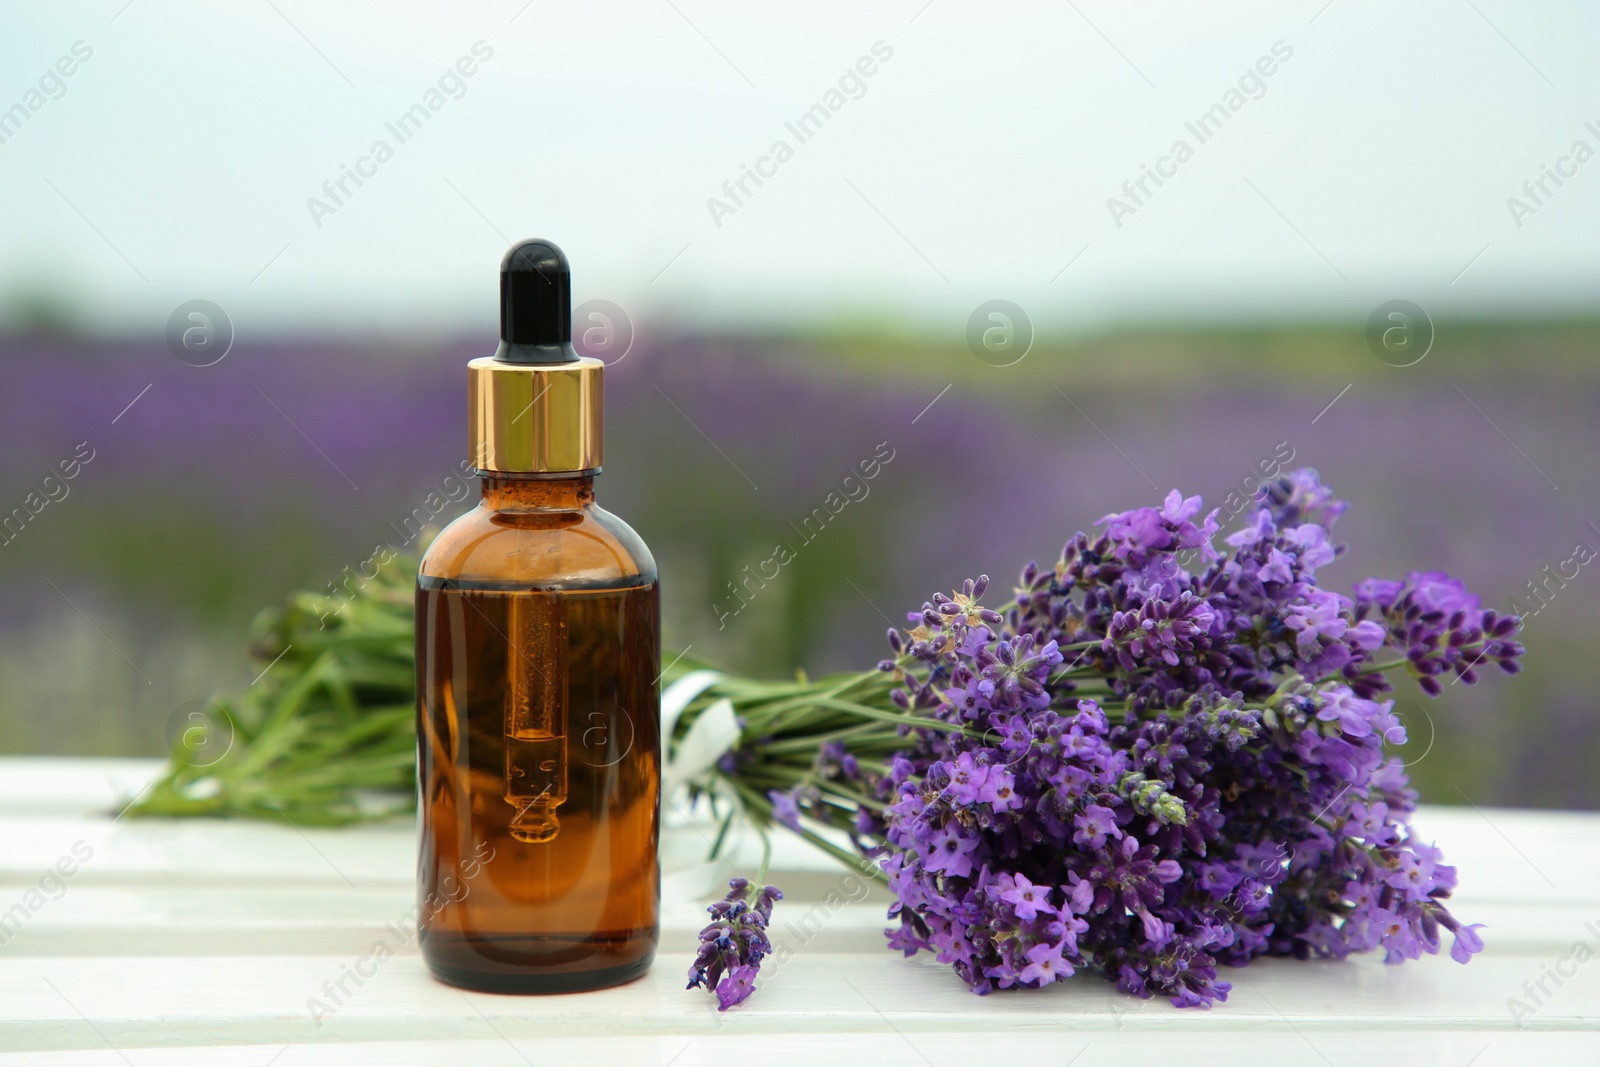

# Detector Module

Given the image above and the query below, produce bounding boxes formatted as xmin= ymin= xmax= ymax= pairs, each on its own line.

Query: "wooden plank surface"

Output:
xmin=1 ymin=758 xmax=1597 ymax=1065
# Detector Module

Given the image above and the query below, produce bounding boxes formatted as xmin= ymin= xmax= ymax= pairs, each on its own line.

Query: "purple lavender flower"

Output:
xmin=1284 ymin=588 xmax=1351 ymax=654
xmin=998 ymin=873 xmax=1055 ymax=921
xmin=1073 ymin=804 xmax=1120 ymax=849
xmin=1357 ymin=570 xmax=1525 ymax=695
xmin=688 ymin=878 xmax=783 ymax=1010
xmin=1018 ymin=940 xmax=1071 ymax=985
xmin=924 ymin=823 xmax=981 ymax=878
xmin=1409 ymin=572 xmax=1480 ymax=614
xmin=1354 ymin=578 xmax=1406 ymax=611
xmin=1098 ymin=507 xmax=1173 ymax=566
xmin=1261 ymin=467 xmax=1348 ymax=530
xmin=1104 ymin=592 xmax=1217 ymax=671
xmin=1314 ymin=685 xmax=1405 ymax=742
xmin=944 ymin=752 xmax=990 ymax=805
xmin=1448 ymin=922 xmax=1486 ymax=964
xmin=861 ymin=470 xmax=1516 ymax=1008
xmin=768 ymin=788 xmax=803 ymax=832
xmin=975 ymin=764 xmax=1023 ymax=811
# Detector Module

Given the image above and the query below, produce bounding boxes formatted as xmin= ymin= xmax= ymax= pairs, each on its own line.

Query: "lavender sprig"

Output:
xmin=688 ymin=878 xmax=783 ymax=1010
xmin=672 ymin=469 xmax=1523 ymax=1010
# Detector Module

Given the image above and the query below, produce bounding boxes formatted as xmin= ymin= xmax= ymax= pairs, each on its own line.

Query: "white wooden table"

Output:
xmin=2 ymin=758 xmax=1597 ymax=1065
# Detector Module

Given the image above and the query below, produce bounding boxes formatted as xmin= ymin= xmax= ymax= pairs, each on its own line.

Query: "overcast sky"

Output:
xmin=1 ymin=1 xmax=1596 ymax=337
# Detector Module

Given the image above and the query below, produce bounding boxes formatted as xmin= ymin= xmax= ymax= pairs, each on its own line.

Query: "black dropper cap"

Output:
xmin=496 ymin=239 xmax=577 ymax=364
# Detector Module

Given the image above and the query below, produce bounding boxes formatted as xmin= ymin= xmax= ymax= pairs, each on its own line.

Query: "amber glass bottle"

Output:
xmin=416 ymin=240 xmax=660 ymax=994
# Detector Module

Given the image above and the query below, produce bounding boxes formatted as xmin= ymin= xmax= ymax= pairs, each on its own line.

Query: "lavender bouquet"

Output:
xmin=677 ymin=470 xmax=1520 ymax=1009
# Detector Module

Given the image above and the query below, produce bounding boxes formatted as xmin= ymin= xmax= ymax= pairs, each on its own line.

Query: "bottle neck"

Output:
xmin=479 ymin=471 xmax=596 ymax=510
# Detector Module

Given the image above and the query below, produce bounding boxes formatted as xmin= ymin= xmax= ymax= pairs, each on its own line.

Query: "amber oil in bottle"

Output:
xmin=416 ymin=240 xmax=660 ymax=993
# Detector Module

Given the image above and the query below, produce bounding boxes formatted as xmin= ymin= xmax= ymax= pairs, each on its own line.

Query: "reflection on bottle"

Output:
xmin=505 ymin=592 xmax=567 ymax=842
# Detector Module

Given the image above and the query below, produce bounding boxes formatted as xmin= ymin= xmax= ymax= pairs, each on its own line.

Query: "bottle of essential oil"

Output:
xmin=416 ymin=239 xmax=660 ymax=993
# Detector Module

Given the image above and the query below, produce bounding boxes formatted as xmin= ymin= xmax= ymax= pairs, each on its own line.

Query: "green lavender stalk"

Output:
xmin=128 ymin=556 xmax=418 ymax=825
xmin=126 ymin=553 xmax=922 ymax=839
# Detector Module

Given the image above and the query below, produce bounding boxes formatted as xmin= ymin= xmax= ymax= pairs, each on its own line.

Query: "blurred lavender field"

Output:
xmin=2 ymin=325 xmax=1596 ymax=809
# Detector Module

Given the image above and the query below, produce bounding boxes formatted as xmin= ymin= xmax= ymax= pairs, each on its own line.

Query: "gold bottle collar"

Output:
xmin=468 ymin=355 xmax=603 ymax=473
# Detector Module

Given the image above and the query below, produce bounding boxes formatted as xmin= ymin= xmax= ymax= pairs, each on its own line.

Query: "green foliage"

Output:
xmin=127 ymin=548 xmax=923 ymax=856
xmin=127 ymin=557 xmax=417 ymax=825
